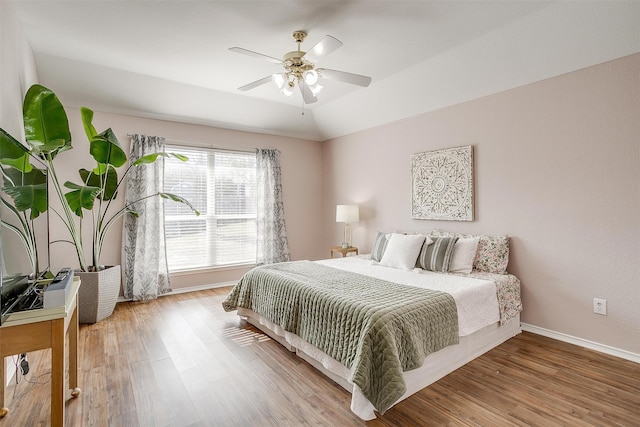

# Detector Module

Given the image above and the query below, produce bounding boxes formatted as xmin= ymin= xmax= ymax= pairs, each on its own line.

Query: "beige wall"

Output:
xmin=322 ymin=53 xmax=640 ymax=355
xmin=0 ymin=3 xmax=37 ymax=136
xmin=50 ymin=109 xmax=325 ymax=289
xmin=0 ymin=1 xmax=40 ymax=275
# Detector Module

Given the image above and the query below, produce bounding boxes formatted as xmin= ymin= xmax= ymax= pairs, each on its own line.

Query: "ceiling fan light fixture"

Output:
xmin=282 ymin=83 xmax=294 ymax=97
xmin=272 ymin=73 xmax=286 ymax=89
xmin=303 ymin=69 xmax=318 ymax=86
xmin=310 ymin=83 xmax=323 ymax=95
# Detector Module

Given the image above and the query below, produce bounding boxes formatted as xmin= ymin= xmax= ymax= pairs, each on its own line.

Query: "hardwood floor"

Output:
xmin=1 ymin=287 xmax=638 ymax=426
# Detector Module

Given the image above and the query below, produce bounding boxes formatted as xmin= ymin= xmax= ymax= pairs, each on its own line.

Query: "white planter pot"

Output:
xmin=76 ymin=265 xmax=121 ymax=324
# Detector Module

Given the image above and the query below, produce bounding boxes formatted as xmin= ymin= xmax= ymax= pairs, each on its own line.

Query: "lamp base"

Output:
xmin=341 ymin=242 xmax=349 ymax=249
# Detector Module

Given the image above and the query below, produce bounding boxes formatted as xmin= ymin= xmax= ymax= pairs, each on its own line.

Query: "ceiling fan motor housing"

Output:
xmin=283 ymin=50 xmax=314 ymax=83
xmin=282 ymin=30 xmax=315 ymax=84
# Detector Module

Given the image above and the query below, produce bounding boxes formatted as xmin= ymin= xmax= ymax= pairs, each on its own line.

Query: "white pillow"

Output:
xmin=449 ymin=237 xmax=480 ymax=274
xmin=379 ymin=233 xmax=429 ymax=270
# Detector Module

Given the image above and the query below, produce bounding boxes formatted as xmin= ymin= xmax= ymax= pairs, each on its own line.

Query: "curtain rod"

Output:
xmin=126 ymin=134 xmax=255 ymax=153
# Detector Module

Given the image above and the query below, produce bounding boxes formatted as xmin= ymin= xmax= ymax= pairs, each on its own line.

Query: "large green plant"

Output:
xmin=0 ymin=129 xmax=48 ymax=275
xmin=0 ymin=84 xmax=198 ymax=272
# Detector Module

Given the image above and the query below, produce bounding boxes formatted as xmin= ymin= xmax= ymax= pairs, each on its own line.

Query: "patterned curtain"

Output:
xmin=122 ymin=134 xmax=171 ymax=300
xmin=256 ymin=149 xmax=291 ymax=265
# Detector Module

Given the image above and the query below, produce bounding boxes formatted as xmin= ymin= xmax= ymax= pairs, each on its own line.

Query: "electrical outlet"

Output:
xmin=593 ymin=298 xmax=607 ymax=315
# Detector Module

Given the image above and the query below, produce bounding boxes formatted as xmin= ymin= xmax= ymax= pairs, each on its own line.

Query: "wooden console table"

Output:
xmin=0 ymin=278 xmax=81 ymax=426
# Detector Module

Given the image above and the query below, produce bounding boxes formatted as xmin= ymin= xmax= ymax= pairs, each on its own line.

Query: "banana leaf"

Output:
xmin=63 ymin=181 xmax=102 ymax=216
xmin=80 ymin=107 xmax=98 ymax=139
xmin=3 ymin=166 xmax=47 ymax=187
xmin=82 ymin=107 xmax=126 ymax=168
xmin=22 ymin=84 xmax=72 ymax=158
xmin=159 ymin=192 xmax=200 ymax=215
xmin=1 ymin=167 xmax=47 ymax=219
xmin=79 ymin=166 xmax=118 ymax=200
xmin=89 ymin=128 xmax=127 ymax=168
xmin=132 ymin=152 xmax=189 ymax=166
xmin=0 ymin=128 xmax=32 ymax=172
xmin=3 ymin=183 xmax=47 ymax=219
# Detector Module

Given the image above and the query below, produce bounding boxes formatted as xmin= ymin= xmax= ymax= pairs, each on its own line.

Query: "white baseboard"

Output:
xmin=521 ymin=323 xmax=640 ymax=364
xmin=117 ymin=281 xmax=235 ymax=302
xmin=166 ymin=281 xmax=236 ymax=295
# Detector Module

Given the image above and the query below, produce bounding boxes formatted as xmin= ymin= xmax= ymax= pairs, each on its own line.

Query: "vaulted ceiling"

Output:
xmin=9 ymin=1 xmax=640 ymax=141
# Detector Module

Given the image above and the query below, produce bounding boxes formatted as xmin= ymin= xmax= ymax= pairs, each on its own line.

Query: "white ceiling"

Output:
xmin=9 ymin=1 xmax=640 ymax=141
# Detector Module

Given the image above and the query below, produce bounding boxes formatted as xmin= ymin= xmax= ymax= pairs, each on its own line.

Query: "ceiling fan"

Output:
xmin=229 ymin=30 xmax=372 ymax=104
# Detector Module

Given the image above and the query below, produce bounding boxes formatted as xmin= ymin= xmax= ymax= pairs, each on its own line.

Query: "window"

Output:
xmin=163 ymin=146 xmax=257 ymax=271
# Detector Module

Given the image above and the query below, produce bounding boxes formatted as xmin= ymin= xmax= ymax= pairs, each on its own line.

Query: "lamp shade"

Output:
xmin=303 ymin=69 xmax=319 ymax=85
xmin=336 ymin=204 xmax=359 ymax=223
xmin=272 ymin=73 xmax=286 ymax=89
xmin=282 ymin=84 xmax=293 ymax=96
xmin=310 ymin=83 xmax=323 ymax=95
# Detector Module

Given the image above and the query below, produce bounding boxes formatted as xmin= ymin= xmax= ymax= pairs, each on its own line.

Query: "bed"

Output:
xmin=222 ymin=232 xmax=522 ymax=420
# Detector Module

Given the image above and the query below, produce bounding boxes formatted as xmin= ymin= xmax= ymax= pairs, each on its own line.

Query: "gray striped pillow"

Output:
xmin=371 ymin=232 xmax=389 ymax=262
xmin=416 ymin=236 xmax=459 ymax=272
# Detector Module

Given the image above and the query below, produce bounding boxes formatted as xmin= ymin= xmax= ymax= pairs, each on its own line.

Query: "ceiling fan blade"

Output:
xmin=303 ymin=35 xmax=343 ymax=64
xmin=318 ymin=68 xmax=372 ymax=87
xmin=299 ymin=82 xmax=318 ymax=104
xmin=229 ymin=47 xmax=282 ymax=65
xmin=238 ymin=76 xmax=272 ymax=91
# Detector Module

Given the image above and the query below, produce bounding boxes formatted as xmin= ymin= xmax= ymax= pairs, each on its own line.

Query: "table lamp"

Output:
xmin=336 ymin=204 xmax=359 ymax=248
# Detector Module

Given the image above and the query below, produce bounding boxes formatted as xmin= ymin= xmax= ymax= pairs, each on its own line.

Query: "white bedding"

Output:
xmin=316 ymin=256 xmax=500 ymax=336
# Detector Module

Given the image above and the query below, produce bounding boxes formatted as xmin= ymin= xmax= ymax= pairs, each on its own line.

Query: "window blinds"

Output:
xmin=164 ymin=146 xmax=257 ymax=271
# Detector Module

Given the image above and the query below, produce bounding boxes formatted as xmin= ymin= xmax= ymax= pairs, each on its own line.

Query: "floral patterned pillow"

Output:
xmin=431 ymin=230 xmax=510 ymax=274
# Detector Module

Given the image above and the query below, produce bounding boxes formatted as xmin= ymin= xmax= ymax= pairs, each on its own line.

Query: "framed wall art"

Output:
xmin=411 ymin=145 xmax=474 ymax=221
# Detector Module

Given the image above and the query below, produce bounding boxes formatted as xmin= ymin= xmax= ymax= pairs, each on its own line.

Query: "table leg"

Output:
xmin=51 ymin=318 xmax=65 ymax=427
xmin=0 ymin=357 xmax=7 ymax=418
xmin=69 ymin=305 xmax=81 ymax=397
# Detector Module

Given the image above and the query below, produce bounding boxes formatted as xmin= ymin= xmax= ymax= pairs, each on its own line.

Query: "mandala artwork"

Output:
xmin=411 ymin=145 xmax=474 ymax=221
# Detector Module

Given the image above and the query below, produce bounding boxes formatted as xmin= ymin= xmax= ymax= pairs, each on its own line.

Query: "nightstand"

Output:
xmin=330 ymin=246 xmax=359 ymax=258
